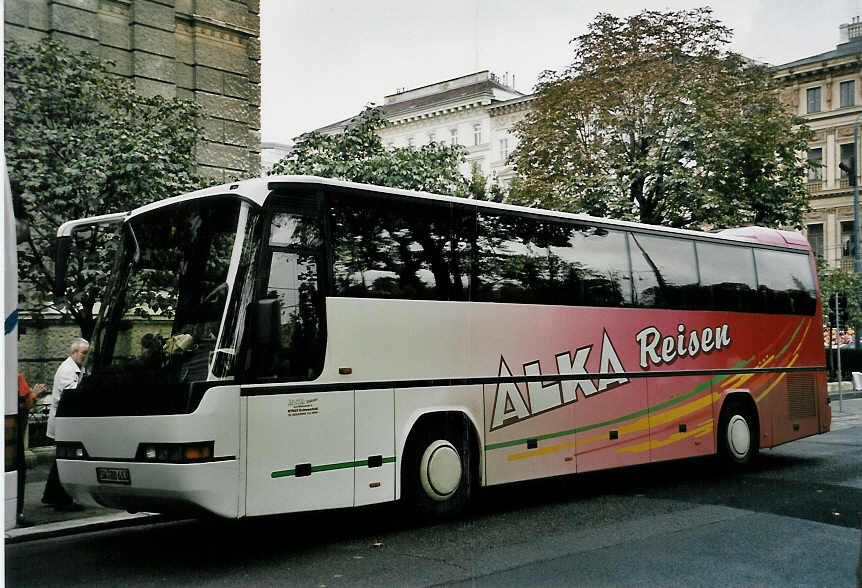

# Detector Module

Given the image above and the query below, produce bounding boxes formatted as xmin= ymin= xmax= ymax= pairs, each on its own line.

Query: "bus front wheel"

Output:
xmin=403 ymin=419 xmax=475 ymax=521
xmin=718 ymin=399 xmax=758 ymax=468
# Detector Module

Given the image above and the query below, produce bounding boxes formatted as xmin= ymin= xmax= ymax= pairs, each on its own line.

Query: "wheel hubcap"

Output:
xmin=727 ymin=415 xmax=751 ymax=460
xmin=419 ymin=440 xmax=462 ymax=501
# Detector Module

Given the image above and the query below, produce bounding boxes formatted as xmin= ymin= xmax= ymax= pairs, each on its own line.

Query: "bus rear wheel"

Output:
xmin=403 ymin=419 xmax=475 ymax=521
xmin=718 ymin=399 xmax=758 ymax=468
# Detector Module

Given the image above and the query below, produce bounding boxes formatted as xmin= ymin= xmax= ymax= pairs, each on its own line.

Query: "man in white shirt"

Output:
xmin=41 ymin=338 xmax=88 ymax=510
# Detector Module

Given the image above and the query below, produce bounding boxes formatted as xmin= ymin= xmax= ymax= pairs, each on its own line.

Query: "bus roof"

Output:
xmin=118 ymin=175 xmax=810 ymax=252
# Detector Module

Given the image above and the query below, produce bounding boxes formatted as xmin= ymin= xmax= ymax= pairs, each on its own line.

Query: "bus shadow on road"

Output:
xmin=71 ymin=451 xmax=833 ymax=572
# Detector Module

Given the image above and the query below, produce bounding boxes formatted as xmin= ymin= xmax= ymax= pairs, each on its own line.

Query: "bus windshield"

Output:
xmin=71 ymin=197 xmax=261 ymax=416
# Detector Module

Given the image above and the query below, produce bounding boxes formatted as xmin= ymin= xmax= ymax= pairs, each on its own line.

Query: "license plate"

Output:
xmin=96 ymin=467 xmax=131 ymax=485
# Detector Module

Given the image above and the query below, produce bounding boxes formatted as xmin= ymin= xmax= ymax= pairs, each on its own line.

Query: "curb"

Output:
xmin=5 ymin=512 xmax=176 ymax=544
xmin=829 ymin=391 xmax=862 ymax=401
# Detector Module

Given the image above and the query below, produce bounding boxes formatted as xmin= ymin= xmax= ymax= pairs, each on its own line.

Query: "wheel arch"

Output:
xmin=717 ymin=390 xmax=760 ymax=445
xmin=397 ymin=409 xmax=483 ymax=500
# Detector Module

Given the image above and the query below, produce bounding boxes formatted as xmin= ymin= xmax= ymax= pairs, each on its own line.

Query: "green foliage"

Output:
xmin=818 ymin=262 xmax=862 ymax=333
xmin=269 ymin=108 xmax=502 ymax=200
xmin=509 ymin=8 xmax=813 ymax=229
xmin=5 ymin=39 xmax=202 ymax=337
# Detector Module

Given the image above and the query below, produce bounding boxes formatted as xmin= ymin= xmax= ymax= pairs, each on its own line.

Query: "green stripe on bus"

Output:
xmin=485 ymin=359 xmax=752 ymax=452
xmin=271 ymin=456 xmax=396 ymax=478
xmin=776 ymin=318 xmax=805 ymax=359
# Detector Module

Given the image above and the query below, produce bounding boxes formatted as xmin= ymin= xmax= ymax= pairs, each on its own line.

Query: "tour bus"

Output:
xmin=52 ymin=176 xmax=830 ymax=520
xmin=4 ymin=162 xmax=20 ymax=528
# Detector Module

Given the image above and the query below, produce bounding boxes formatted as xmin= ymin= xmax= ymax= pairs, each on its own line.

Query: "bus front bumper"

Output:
xmin=57 ymin=458 xmax=240 ymax=519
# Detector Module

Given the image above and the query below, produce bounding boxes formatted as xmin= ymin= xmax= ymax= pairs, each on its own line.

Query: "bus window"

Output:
xmin=754 ymin=249 xmax=816 ymax=315
xmin=629 ymin=233 xmax=700 ymax=310
xmin=330 ymin=194 xmax=468 ymax=301
xmin=549 ymin=224 xmax=632 ymax=307
xmin=696 ymin=242 xmax=758 ymax=313
xmin=262 ymin=211 xmax=324 ymax=381
xmin=473 ymin=214 xmax=631 ymax=307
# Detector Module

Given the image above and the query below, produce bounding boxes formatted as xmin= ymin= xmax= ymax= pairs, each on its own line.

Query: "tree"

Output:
xmin=269 ymin=107 xmax=503 ymax=200
xmin=509 ymin=8 xmax=813 ymax=229
xmin=5 ymin=39 xmax=202 ymax=338
xmin=819 ymin=263 xmax=862 ymax=341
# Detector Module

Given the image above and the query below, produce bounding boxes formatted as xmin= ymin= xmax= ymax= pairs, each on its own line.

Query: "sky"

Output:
xmin=260 ymin=0 xmax=861 ymax=144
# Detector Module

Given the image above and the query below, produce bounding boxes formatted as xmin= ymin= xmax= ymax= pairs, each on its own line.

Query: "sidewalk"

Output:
xmin=5 ymin=447 xmax=171 ymax=544
xmin=6 ymin=395 xmax=862 ymax=544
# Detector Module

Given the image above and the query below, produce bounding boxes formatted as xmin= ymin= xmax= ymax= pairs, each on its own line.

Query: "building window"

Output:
xmin=806 ymin=224 xmax=823 ymax=259
xmin=807 ymin=87 xmax=821 ymax=113
xmin=450 ymin=128 xmax=459 ymax=145
xmin=807 ymin=148 xmax=823 ymax=181
xmin=841 ymin=80 xmax=855 ymax=108
xmin=473 ymin=123 xmax=482 ymax=146
xmin=499 ymin=138 xmax=509 ymax=161
xmin=841 ymin=220 xmax=858 ymax=258
xmin=840 ymin=143 xmax=855 ymax=183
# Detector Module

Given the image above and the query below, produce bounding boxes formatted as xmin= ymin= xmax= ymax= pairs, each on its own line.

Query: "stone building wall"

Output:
xmin=4 ymin=0 xmax=262 ymax=182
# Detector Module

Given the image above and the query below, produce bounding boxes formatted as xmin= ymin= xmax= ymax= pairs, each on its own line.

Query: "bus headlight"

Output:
xmin=136 ymin=442 xmax=214 ymax=463
xmin=56 ymin=442 xmax=88 ymax=459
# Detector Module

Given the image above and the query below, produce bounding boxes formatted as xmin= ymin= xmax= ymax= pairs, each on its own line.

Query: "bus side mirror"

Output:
xmin=244 ymin=298 xmax=281 ymax=378
xmin=54 ymin=235 xmax=71 ymax=297
xmin=254 ymin=298 xmax=281 ymax=347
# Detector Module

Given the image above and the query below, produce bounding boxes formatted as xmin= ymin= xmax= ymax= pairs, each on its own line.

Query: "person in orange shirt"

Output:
xmin=18 ymin=373 xmax=46 ymax=410
xmin=16 ymin=373 xmax=46 ymax=526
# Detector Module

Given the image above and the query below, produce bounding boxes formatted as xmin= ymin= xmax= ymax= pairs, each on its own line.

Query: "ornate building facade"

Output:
xmin=4 ymin=0 xmax=262 ymax=181
xmin=312 ymin=71 xmax=534 ymax=185
xmin=774 ymin=18 xmax=862 ymax=270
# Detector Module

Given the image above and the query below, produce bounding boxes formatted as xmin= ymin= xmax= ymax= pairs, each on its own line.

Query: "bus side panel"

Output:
xmin=245 ymin=390 xmax=354 ymax=516
xmin=354 ymin=388 xmax=394 ymax=506
xmin=574 ymin=380 xmax=649 ymax=473
xmin=646 ymin=375 xmax=715 ymax=463
xmin=763 ymin=373 xmax=821 ymax=447
xmin=483 ymin=384 xmax=576 ymax=486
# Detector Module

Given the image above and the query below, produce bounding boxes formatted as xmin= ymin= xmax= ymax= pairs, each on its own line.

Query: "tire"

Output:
xmin=402 ymin=418 xmax=476 ymax=522
xmin=718 ymin=399 xmax=759 ymax=468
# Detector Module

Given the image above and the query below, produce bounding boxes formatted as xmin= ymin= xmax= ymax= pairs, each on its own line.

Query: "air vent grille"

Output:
xmin=786 ymin=373 xmax=816 ymax=419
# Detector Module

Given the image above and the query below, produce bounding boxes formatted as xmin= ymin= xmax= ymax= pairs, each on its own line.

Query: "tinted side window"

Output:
xmin=263 ymin=211 xmax=326 ymax=381
xmin=473 ymin=213 xmax=551 ymax=304
xmin=696 ymin=242 xmax=758 ymax=312
xmin=630 ymin=233 xmax=700 ymax=309
xmin=754 ymin=249 xmax=816 ymax=315
xmin=473 ymin=213 xmax=631 ymax=307
xmin=330 ymin=194 xmax=470 ymax=301
xmin=549 ymin=224 xmax=632 ymax=306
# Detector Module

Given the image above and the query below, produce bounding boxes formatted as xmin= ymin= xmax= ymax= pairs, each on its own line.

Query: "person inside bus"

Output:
xmin=41 ymin=338 xmax=89 ymax=511
xmin=133 ymin=333 xmax=164 ymax=368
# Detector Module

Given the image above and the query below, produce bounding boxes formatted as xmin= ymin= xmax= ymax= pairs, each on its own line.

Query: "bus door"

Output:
xmin=244 ymin=200 xmax=357 ymax=515
xmin=245 ymin=389 xmax=354 ymax=515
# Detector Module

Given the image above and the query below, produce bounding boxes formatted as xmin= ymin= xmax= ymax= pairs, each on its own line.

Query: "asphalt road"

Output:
xmin=6 ymin=422 xmax=862 ymax=587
